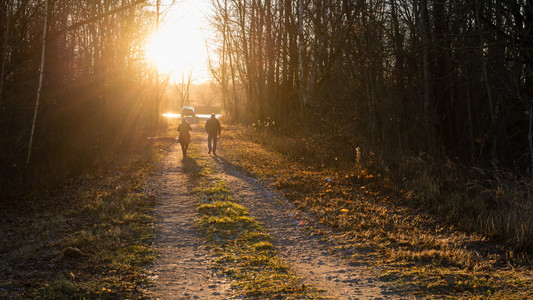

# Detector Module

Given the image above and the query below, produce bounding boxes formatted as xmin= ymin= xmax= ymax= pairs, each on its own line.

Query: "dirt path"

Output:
xmin=211 ymin=158 xmax=402 ymax=300
xmin=147 ymin=130 xmax=235 ymax=299
xmin=148 ymin=124 xmax=405 ymax=299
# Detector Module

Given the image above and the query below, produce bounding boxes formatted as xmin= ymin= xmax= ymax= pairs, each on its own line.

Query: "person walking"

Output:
xmin=204 ymin=113 xmax=221 ymax=155
xmin=177 ymin=118 xmax=192 ymax=157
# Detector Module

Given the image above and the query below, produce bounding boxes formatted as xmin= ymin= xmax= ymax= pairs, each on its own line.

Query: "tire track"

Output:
xmin=209 ymin=150 xmax=404 ymax=299
xmin=147 ymin=127 xmax=235 ymax=299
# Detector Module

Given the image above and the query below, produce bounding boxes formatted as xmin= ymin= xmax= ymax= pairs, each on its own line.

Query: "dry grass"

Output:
xmin=396 ymin=156 xmax=533 ymax=253
xmin=189 ymin=146 xmax=327 ymax=299
xmin=219 ymin=124 xmax=533 ymax=299
xmin=0 ymin=135 xmax=172 ymax=299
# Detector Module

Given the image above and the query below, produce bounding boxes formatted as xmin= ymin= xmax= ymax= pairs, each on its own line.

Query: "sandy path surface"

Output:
xmin=210 ymin=155 xmax=402 ymax=300
xmin=148 ymin=125 xmax=406 ymax=299
xmin=147 ymin=130 xmax=235 ymax=299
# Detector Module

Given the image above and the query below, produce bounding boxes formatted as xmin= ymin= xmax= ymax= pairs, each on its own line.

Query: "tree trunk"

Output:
xmin=27 ymin=0 xmax=49 ymax=165
xmin=154 ymin=0 xmax=161 ymax=130
xmin=0 ymin=2 xmax=10 ymax=110
xmin=298 ymin=0 xmax=307 ymax=112
xmin=420 ymin=0 xmax=435 ymax=155
xmin=475 ymin=0 xmax=497 ymax=162
xmin=529 ymin=104 xmax=533 ymax=179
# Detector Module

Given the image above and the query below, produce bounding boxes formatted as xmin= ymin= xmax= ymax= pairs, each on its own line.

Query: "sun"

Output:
xmin=145 ymin=1 xmax=210 ymax=82
xmin=145 ymin=26 xmax=207 ymax=80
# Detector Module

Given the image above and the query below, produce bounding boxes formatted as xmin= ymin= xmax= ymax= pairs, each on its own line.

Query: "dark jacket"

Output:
xmin=205 ymin=117 xmax=221 ymax=136
xmin=178 ymin=122 xmax=192 ymax=144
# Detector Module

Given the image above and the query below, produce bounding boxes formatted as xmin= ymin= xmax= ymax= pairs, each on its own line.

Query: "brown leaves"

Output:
xmin=218 ymin=124 xmax=533 ymax=299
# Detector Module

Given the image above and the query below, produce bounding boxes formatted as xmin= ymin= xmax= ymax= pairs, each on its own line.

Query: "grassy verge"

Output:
xmin=186 ymin=147 xmax=327 ymax=299
xmin=219 ymin=124 xmax=533 ymax=299
xmin=0 ymin=137 xmax=174 ymax=299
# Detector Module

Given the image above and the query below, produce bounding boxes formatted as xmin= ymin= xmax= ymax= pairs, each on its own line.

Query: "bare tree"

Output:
xmin=1 ymin=0 xmax=158 ymax=189
xmin=205 ymin=0 xmax=533 ymax=175
xmin=26 ymin=0 xmax=49 ymax=165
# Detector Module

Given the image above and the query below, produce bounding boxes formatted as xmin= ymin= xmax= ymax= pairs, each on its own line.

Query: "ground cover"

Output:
xmin=0 ymin=139 xmax=171 ymax=299
xmin=219 ymin=124 xmax=533 ymax=299
xmin=2 ymin=123 xmax=531 ymax=299
xmin=188 ymin=147 xmax=327 ymax=299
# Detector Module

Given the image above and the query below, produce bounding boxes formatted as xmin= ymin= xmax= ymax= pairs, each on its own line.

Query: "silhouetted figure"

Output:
xmin=178 ymin=118 xmax=192 ymax=157
xmin=204 ymin=113 xmax=221 ymax=155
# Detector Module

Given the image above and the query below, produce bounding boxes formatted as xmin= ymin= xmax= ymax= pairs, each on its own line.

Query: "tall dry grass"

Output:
xmin=389 ymin=156 xmax=532 ymax=253
xmin=249 ymin=125 xmax=533 ymax=254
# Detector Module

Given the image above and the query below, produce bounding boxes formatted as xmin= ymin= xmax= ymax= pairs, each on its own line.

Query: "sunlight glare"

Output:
xmin=145 ymin=1 xmax=210 ymax=82
xmin=162 ymin=113 xmax=181 ymax=118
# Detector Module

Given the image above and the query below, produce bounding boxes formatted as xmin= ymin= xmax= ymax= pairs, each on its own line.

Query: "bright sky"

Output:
xmin=146 ymin=0 xmax=212 ymax=83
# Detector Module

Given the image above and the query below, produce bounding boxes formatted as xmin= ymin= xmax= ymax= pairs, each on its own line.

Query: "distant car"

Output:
xmin=180 ymin=106 xmax=196 ymax=118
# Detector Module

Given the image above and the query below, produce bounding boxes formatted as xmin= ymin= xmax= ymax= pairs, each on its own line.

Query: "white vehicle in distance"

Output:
xmin=180 ymin=106 xmax=196 ymax=118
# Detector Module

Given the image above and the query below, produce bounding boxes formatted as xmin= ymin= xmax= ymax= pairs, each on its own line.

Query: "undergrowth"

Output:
xmin=394 ymin=156 xmax=533 ymax=253
xmin=220 ymin=124 xmax=533 ymax=299
xmin=0 ymin=135 xmax=173 ymax=299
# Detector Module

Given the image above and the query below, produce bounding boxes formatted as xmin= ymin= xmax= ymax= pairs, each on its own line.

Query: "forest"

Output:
xmin=1 ymin=1 xmax=532 ymax=298
xmin=209 ymin=0 xmax=533 ymax=173
xmin=0 ymin=0 xmax=159 ymax=191
xmin=2 ymin=0 xmax=532 ymax=182
xmin=1 ymin=0 xmax=532 ymax=247
xmin=206 ymin=0 xmax=533 ymax=251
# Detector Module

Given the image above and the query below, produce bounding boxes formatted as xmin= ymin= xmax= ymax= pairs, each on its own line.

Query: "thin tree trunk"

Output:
xmin=466 ymin=72 xmax=476 ymax=163
xmin=420 ymin=0 xmax=434 ymax=155
xmin=223 ymin=5 xmax=238 ymax=118
xmin=221 ymin=0 xmax=229 ymax=116
xmin=298 ymin=0 xmax=307 ymax=109
xmin=228 ymin=37 xmax=238 ymax=119
xmin=475 ymin=0 xmax=497 ymax=161
xmin=265 ymin=0 xmax=274 ymax=120
xmin=0 ymin=2 xmax=10 ymax=109
xmin=281 ymin=0 xmax=290 ymax=122
xmin=238 ymin=0 xmax=254 ymax=121
xmin=154 ymin=0 xmax=160 ymax=130
xmin=27 ymin=0 xmax=48 ymax=165
xmin=529 ymin=104 xmax=533 ymax=179
xmin=526 ymin=0 xmax=533 ymax=177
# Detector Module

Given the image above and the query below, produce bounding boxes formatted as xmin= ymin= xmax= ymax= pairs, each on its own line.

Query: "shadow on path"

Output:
xmin=147 ymin=141 xmax=235 ymax=299
xmin=208 ymin=149 xmax=403 ymax=299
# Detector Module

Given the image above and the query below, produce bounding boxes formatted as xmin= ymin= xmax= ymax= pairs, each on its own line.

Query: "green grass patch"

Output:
xmin=198 ymin=201 xmax=248 ymax=216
